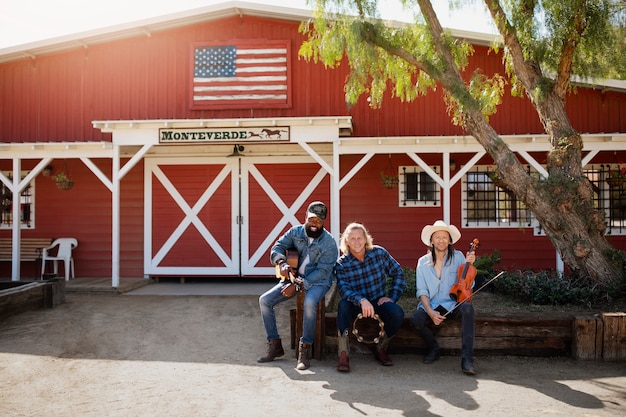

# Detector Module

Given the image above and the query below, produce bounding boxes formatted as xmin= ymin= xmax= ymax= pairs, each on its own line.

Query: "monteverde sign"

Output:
xmin=159 ymin=127 xmax=290 ymax=143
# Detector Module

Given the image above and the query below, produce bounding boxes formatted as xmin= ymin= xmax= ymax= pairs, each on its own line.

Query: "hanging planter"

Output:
xmin=606 ymin=176 xmax=625 ymax=189
xmin=49 ymin=159 xmax=74 ymax=191
xmin=380 ymin=154 xmax=398 ymax=189
xmin=52 ymin=171 xmax=74 ymax=191
xmin=606 ymin=167 xmax=626 ymax=189
xmin=380 ymin=173 xmax=399 ymax=189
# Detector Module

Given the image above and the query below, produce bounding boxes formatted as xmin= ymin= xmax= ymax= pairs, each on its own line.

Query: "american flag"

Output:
xmin=191 ymin=41 xmax=290 ymax=108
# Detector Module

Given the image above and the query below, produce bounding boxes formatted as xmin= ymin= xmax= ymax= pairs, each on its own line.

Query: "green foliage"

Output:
xmin=473 ymin=249 xmax=501 ymax=275
xmin=53 ymin=171 xmax=71 ymax=182
xmin=299 ymin=1 xmax=476 ymax=110
xmin=492 ymin=269 xmax=625 ymax=307
xmin=386 ymin=266 xmax=417 ymax=298
xmin=501 ymin=0 xmax=625 ymax=81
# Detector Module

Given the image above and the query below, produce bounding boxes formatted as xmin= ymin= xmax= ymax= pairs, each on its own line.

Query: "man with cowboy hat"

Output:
xmin=410 ymin=220 xmax=477 ymax=375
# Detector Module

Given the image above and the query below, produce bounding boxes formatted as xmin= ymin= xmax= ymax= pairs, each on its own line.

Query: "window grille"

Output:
xmin=462 ymin=164 xmax=626 ymax=235
xmin=589 ymin=164 xmax=625 ymax=235
xmin=399 ymin=166 xmax=440 ymax=207
xmin=0 ymin=172 xmax=35 ymax=229
xmin=463 ymin=166 xmax=535 ymax=228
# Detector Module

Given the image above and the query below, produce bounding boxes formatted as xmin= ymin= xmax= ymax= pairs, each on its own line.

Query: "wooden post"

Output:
xmin=600 ymin=312 xmax=626 ymax=361
xmin=572 ymin=316 xmax=603 ymax=360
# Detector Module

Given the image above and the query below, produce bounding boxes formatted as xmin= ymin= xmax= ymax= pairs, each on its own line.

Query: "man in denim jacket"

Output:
xmin=258 ymin=201 xmax=338 ymax=370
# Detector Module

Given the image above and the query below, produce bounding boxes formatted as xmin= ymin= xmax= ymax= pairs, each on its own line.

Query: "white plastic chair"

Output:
xmin=41 ymin=238 xmax=78 ymax=281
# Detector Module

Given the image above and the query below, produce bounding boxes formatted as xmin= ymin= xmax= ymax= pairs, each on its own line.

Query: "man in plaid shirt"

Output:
xmin=334 ymin=222 xmax=406 ymax=372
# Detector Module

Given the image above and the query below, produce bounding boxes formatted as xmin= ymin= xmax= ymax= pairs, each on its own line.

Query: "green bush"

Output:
xmin=385 ymin=266 xmax=416 ymax=298
xmin=474 ymin=249 xmax=501 ymax=276
xmin=493 ymin=269 xmax=610 ymax=306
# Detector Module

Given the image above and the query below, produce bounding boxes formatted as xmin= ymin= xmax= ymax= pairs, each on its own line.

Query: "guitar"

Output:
xmin=275 ymin=249 xmax=299 ymax=281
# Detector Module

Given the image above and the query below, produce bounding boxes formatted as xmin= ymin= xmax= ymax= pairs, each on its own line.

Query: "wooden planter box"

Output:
xmin=286 ymin=287 xmax=625 ymax=361
xmin=573 ymin=313 xmax=626 ymax=361
xmin=0 ymin=278 xmax=65 ymax=321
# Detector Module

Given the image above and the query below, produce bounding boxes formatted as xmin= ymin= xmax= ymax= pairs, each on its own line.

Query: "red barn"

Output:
xmin=0 ymin=2 xmax=625 ymax=287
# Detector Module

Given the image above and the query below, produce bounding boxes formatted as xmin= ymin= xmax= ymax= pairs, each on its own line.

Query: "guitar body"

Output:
xmin=275 ymin=249 xmax=299 ymax=280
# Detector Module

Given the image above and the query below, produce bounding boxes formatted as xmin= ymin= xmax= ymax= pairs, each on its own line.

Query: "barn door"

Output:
xmin=144 ymin=157 xmax=238 ymax=276
xmin=240 ymin=156 xmax=331 ymax=277
xmin=144 ymin=156 xmax=330 ymax=278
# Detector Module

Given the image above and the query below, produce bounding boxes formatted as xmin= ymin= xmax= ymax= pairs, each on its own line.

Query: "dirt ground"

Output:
xmin=0 ymin=292 xmax=625 ymax=417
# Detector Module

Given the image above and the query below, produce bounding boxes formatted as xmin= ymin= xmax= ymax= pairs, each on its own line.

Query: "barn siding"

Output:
xmin=4 ymin=15 xmax=624 ymax=143
xmin=0 ymin=10 xmax=625 ymax=278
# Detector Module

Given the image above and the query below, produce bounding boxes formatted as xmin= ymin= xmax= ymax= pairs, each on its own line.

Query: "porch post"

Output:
xmin=111 ymin=145 xmax=120 ymax=288
xmin=442 ymin=152 xmax=452 ymax=224
xmin=332 ymin=141 xmax=340 ymax=244
xmin=11 ymin=158 xmax=21 ymax=281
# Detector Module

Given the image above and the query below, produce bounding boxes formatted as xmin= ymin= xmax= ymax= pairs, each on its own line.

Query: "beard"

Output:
xmin=305 ymin=224 xmax=324 ymax=239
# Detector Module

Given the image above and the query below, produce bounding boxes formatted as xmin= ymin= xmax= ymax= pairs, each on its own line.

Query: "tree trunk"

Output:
xmin=464 ymin=103 xmax=621 ymax=286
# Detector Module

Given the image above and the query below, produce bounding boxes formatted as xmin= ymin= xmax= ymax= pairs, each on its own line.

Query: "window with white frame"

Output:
xmin=585 ymin=164 xmax=625 ymax=235
xmin=462 ymin=166 xmax=535 ymax=228
xmin=399 ymin=165 xmax=440 ymax=206
xmin=0 ymin=171 xmax=35 ymax=229
xmin=462 ymin=164 xmax=626 ymax=235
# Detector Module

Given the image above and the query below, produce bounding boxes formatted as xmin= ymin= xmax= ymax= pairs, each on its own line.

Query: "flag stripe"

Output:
xmin=192 ymin=42 xmax=289 ymax=107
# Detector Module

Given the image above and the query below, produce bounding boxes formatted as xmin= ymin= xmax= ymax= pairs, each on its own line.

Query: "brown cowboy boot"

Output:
xmin=337 ymin=329 xmax=350 ymax=372
xmin=296 ymin=341 xmax=311 ymax=370
xmin=257 ymin=339 xmax=284 ymax=363
xmin=374 ymin=334 xmax=393 ymax=366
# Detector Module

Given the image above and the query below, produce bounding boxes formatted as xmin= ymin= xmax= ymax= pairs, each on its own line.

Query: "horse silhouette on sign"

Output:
xmin=261 ymin=128 xmax=288 ymax=139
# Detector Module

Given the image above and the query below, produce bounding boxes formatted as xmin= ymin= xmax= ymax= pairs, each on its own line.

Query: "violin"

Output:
xmin=449 ymin=238 xmax=480 ymax=303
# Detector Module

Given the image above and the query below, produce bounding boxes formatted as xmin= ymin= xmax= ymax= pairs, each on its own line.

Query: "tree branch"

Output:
xmin=554 ymin=4 xmax=588 ymax=98
xmin=483 ymin=0 xmax=543 ymax=94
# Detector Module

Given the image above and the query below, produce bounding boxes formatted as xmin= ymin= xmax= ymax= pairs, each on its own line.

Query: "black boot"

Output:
xmin=461 ymin=357 xmax=476 ymax=375
xmin=257 ymin=339 xmax=284 ymax=363
xmin=423 ymin=347 xmax=440 ymax=364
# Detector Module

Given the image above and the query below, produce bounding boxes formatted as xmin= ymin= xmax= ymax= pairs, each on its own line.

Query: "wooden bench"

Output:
xmin=323 ymin=313 xmax=575 ymax=357
xmin=0 ymin=238 xmax=53 ymax=278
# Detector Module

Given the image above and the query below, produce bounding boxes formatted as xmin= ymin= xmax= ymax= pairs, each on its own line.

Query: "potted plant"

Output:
xmin=380 ymin=171 xmax=399 ymax=189
xmin=53 ymin=171 xmax=74 ymax=190
xmin=606 ymin=167 xmax=626 ymax=188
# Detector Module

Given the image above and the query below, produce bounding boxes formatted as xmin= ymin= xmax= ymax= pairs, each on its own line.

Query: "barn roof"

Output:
xmin=0 ymin=1 xmax=499 ymax=64
xmin=0 ymin=1 xmax=624 ymax=93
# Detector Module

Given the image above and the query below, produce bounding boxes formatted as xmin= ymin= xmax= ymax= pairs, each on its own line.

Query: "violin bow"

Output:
xmin=443 ymin=271 xmax=505 ymax=317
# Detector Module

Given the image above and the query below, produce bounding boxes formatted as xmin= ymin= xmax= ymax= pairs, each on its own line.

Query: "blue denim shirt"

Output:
xmin=416 ymin=250 xmax=467 ymax=312
xmin=270 ymin=225 xmax=338 ymax=290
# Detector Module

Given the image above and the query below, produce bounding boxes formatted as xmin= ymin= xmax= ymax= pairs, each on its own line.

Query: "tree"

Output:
xmin=299 ymin=0 xmax=626 ymax=286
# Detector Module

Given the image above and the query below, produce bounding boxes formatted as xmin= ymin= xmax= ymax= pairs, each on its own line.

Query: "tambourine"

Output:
xmin=352 ymin=313 xmax=385 ymax=344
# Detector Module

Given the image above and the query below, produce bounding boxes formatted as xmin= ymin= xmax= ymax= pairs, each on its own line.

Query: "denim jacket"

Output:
xmin=270 ymin=225 xmax=338 ymax=290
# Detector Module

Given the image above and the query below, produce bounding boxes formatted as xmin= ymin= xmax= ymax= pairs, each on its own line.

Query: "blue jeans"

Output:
xmin=336 ymin=298 xmax=405 ymax=338
xmin=259 ymin=282 xmax=329 ymax=344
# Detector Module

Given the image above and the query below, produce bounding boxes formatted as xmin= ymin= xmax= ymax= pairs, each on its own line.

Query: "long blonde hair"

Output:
xmin=340 ymin=222 xmax=374 ymax=255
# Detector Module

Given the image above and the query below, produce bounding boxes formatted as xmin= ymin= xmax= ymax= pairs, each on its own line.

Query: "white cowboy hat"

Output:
xmin=421 ymin=220 xmax=461 ymax=246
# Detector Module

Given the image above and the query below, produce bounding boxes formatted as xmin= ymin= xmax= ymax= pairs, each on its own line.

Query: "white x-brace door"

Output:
xmin=144 ymin=155 xmax=329 ymax=277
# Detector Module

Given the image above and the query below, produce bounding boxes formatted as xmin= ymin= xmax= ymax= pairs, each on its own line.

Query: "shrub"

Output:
xmin=493 ymin=269 xmax=607 ymax=306
xmin=474 ymin=249 xmax=501 ymax=276
xmin=385 ymin=266 xmax=417 ymax=298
